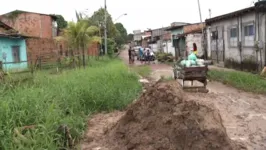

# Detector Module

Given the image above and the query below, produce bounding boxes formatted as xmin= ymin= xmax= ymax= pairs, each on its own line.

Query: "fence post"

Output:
xmin=39 ymin=57 xmax=42 ymax=70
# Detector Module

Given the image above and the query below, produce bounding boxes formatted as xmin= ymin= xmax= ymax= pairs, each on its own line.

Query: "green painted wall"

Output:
xmin=170 ymin=27 xmax=186 ymax=54
xmin=0 ymin=37 xmax=28 ymax=72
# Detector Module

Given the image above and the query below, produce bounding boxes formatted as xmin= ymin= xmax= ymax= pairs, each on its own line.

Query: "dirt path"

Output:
xmin=82 ymin=49 xmax=266 ymax=150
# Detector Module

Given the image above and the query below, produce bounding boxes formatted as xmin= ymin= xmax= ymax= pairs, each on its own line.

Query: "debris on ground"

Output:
xmin=94 ymin=81 xmax=246 ymax=150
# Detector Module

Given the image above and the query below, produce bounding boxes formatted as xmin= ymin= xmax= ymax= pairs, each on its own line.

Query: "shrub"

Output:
xmin=155 ymin=52 xmax=174 ymax=62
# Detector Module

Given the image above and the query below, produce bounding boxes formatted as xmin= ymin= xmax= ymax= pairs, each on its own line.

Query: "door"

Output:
xmin=211 ymin=26 xmax=225 ymax=63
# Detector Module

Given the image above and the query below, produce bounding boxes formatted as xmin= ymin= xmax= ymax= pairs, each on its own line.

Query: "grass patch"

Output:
xmin=0 ymin=58 xmax=142 ymax=149
xmin=208 ymin=70 xmax=266 ymax=94
xmin=131 ymin=65 xmax=152 ymax=77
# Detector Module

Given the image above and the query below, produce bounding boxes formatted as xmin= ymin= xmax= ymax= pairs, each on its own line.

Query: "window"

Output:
xmin=230 ymin=27 xmax=237 ymax=47
xmin=211 ymin=31 xmax=218 ymax=40
xmin=243 ymin=24 xmax=254 ymax=47
xmin=244 ymin=24 xmax=254 ymax=36
xmin=12 ymin=46 xmax=20 ymax=63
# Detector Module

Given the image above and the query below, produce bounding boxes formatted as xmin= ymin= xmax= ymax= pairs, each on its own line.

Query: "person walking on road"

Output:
xmin=128 ymin=46 xmax=132 ymax=64
xmin=139 ymin=47 xmax=144 ymax=64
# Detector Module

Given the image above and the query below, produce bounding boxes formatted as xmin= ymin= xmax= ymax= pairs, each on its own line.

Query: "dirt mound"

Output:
xmin=103 ymin=81 xmax=244 ymax=150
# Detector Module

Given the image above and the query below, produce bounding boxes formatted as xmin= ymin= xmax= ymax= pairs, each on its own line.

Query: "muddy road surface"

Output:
xmin=82 ymin=49 xmax=266 ymax=150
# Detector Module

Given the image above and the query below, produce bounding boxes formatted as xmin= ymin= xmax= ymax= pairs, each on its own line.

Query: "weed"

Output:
xmin=208 ymin=70 xmax=266 ymax=94
xmin=131 ymin=65 xmax=152 ymax=77
xmin=0 ymin=59 xmax=142 ymax=149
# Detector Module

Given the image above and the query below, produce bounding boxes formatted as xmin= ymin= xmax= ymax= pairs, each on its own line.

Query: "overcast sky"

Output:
xmin=0 ymin=0 xmax=256 ymax=33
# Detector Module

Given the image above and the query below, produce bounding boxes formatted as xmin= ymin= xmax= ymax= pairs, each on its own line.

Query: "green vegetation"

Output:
xmin=127 ymin=33 xmax=134 ymax=42
xmin=53 ymin=14 xmax=68 ymax=29
xmin=131 ymin=65 xmax=152 ymax=77
xmin=114 ymin=23 xmax=128 ymax=48
xmin=208 ymin=70 xmax=266 ymax=94
xmin=0 ymin=59 xmax=142 ymax=149
xmin=155 ymin=52 xmax=174 ymax=63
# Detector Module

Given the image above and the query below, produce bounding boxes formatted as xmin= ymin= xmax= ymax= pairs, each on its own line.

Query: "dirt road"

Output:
xmin=121 ymin=50 xmax=266 ymax=149
xmin=82 ymin=50 xmax=266 ymax=150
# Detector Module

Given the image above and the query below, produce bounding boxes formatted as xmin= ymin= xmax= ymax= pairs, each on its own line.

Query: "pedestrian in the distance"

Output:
xmin=139 ymin=47 xmax=144 ymax=64
xmin=128 ymin=46 xmax=132 ymax=64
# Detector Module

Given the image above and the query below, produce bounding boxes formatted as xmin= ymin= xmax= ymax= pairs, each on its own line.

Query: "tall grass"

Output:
xmin=0 ymin=58 xmax=142 ymax=149
xmin=208 ymin=70 xmax=266 ymax=94
xmin=131 ymin=65 xmax=152 ymax=77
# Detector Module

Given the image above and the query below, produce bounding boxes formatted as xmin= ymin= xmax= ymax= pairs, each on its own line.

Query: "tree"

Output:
xmin=90 ymin=8 xmax=117 ymax=38
xmin=127 ymin=33 xmax=134 ymax=42
xmin=114 ymin=23 xmax=127 ymax=47
xmin=65 ymin=20 xmax=100 ymax=67
xmin=54 ymin=15 xmax=68 ymax=29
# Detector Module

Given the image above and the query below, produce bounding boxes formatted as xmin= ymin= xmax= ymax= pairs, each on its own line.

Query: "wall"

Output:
xmin=184 ymin=23 xmax=205 ymax=34
xmin=149 ymin=44 xmax=158 ymax=52
xmin=207 ymin=11 xmax=266 ymax=71
xmin=87 ymin=42 xmax=99 ymax=56
xmin=163 ymin=40 xmax=175 ymax=55
xmin=0 ymin=37 xmax=27 ymax=71
xmin=26 ymin=38 xmax=100 ymax=64
xmin=26 ymin=38 xmax=58 ymax=63
xmin=1 ymin=12 xmax=54 ymax=38
xmin=186 ymin=33 xmax=203 ymax=56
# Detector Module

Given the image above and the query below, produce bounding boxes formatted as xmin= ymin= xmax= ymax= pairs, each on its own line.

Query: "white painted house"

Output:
xmin=206 ymin=2 xmax=266 ymax=72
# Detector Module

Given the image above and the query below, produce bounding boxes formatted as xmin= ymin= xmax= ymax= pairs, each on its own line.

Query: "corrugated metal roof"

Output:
xmin=205 ymin=7 xmax=255 ymax=25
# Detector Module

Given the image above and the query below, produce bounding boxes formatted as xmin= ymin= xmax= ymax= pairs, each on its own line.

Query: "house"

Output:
xmin=142 ymin=30 xmax=152 ymax=48
xmin=0 ymin=10 xmax=58 ymax=39
xmin=166 ymin=22 xmax=190 ymax=59
xmin=0 ymin=21 xmax=28 ymax=71
xmin=133 ymin=30 xmax=143 ymax=46
xmin=178 ymin=23 xmax=205 ymax=57
xmin=149 ymin=27 xmax=169 ymax=52
xmin=205 ymin=1 xmax=266 ymax=72
xmin=162 ymin=32 xmax=175 ymax=55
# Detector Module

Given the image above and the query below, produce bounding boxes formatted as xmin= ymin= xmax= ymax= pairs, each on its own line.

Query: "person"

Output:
xmin=193 ymin=43 xmax=198 ymax=55
xmin=139 ymin=47 xmax=144 ymax=64
xmin=128 ymin=46 xmax=132 ymax=64
xmin=131 ymin=48 xmax=135 ymax=64
xmin=145 ymin=48 xmax=151 ymax=64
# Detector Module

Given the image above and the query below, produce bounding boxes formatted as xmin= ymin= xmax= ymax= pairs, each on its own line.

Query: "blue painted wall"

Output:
xmin=0 ymin=37 xmax=28 ymax=72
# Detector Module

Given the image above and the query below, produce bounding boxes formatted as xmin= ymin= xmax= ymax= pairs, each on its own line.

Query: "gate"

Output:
xmin=211 ymin=26 xmax=225 ymax=63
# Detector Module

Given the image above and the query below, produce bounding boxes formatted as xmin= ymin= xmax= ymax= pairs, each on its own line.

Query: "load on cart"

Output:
xmin=173 ymin=52 xmax=209 ymax=93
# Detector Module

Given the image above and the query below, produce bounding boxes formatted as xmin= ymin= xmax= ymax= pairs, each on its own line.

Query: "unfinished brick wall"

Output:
xmin=26 ymin=38 xmax=59 ymax=64
xmin=26 ymin=38 xmax=100 ymax=65
xmin=87 ymin=42 xmax=99 ymax=56
xmin=1 ymin=12 xmax=54 ymax=38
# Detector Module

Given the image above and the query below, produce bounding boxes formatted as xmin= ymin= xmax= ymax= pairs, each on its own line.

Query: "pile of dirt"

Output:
xmin=103 ymin=81 xmax=244 ymax=150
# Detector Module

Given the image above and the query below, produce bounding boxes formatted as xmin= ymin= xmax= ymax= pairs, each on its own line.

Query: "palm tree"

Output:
xmin=65 ymin=20 xmax=100 ymax=68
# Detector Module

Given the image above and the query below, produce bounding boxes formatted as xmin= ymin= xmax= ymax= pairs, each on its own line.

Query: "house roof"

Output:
xmin=205 ymin=6 xmax=255 ymax=25
xmin=0 ymin=21 xmax=13 ymax=31
xmin=165 ymin=23 xmax=190 ymax=31
xmin=1 ymin=10 xmax=57 ymax=20
xmin=0 ymin=21 xmax=28 ymax=38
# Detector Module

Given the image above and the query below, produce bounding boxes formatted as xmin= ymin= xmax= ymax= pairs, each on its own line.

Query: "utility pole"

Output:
xmin=104 ymin=0 xmax=107 ymax=55
xmin=197 ymin=0 xmax=206 ymax=59
xmin=209 ymin=9 xmax=212 ymax=18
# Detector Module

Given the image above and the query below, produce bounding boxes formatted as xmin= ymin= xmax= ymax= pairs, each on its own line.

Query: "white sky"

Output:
xmin=0 ymin=0 xmax=256 ymax=33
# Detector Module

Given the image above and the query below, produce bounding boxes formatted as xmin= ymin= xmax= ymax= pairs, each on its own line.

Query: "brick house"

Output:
xmin=0 ymin=10 xmax=58 ymax=38
xmin=0 ymin=10 xmax=99 ymax=68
